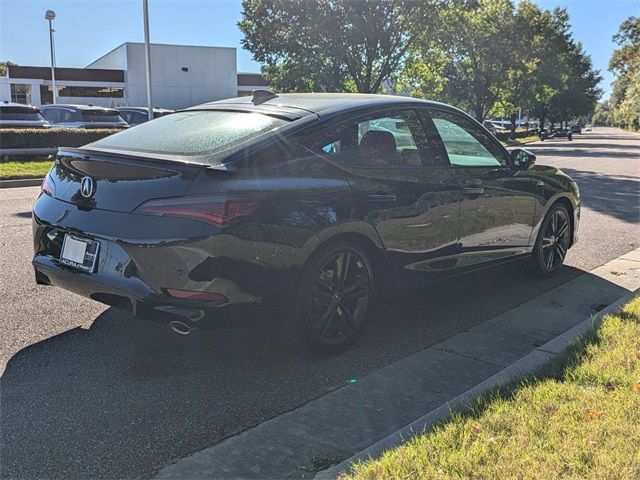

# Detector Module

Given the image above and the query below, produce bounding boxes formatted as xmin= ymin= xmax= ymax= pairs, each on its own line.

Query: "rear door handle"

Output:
xmin=367 ymin=193 xmax=397 ymax=202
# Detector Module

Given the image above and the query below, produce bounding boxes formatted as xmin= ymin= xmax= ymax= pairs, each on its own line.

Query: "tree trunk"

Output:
xmin=510 ymin=113 xmax=517 ymax=136
xmin=475 ymin=104 xmax=484 ymax=122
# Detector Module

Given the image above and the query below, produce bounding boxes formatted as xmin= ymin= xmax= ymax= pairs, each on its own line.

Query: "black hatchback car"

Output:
xmin=33 ymin=92 xmax=580 ymax=353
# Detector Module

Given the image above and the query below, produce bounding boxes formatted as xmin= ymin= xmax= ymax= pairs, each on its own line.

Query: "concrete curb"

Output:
xmin=316 ymin=287 xmax=640 ymax=479
xmin=0 ymin=178 xmax=44 ymax=188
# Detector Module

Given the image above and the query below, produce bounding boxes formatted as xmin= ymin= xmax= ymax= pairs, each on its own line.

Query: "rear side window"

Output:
xmin=309 ymin=110 xmax=432 ymax=167
xmin=81 ymin=110 xmax=123 ymax=123
xmin=89 ymin=110 xmax=287 ymax=161
xmin=0 ymin=106 xmax=43 ymax=121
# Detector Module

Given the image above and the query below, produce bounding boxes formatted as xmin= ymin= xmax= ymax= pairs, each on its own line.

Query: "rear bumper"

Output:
xmin=33 ymin=258 xmax=283 ymax=329
xmin=32 ymin=194 xmax=295 ymax=329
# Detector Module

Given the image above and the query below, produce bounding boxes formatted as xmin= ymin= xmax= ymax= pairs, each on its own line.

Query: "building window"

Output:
xmin=40 ymin=85 xmax=124 ymax=104
xmin=10 ymin=84 xmax=31 ymax=104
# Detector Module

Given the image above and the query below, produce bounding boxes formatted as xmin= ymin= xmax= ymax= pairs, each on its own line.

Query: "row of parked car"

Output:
xmin=0 ymin=101 xmax=173 ymax=129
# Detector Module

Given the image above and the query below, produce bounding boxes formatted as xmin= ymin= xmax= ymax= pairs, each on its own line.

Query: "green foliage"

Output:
xmin=592 ymin=101 xmax=614 ymax=126
xmin=239 ymin=0 xmax=439 ymax=93
xmin=0 ymin=128 xmax=121 ymax=149
xmin=437 ymin=0 xmax=521 ymax=121
xmin=608 ymin=17 xmax=640 ymax=131
xmin=239 ymin=0 xmax=602 ymax=126
xmin=0 ymin=60 xmax=16 ymax=76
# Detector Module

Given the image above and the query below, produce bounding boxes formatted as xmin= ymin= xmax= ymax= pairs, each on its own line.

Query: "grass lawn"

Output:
xmin=342 ymin=296 xmax=640 ymax=480
xmin=501 ymin=134 xmax=541 ymax=147
xmin=0 ymin=159 xmax=53 ymax=180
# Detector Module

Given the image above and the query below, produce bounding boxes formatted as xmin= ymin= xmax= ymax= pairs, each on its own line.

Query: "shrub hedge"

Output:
xmin=0 ymin=128 xmax=121 ymax=149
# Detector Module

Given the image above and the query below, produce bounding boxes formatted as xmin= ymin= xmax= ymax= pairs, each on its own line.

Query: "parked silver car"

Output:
xmin=39 ymin=104 xmax=128 ymax=129
xmin=0 ymin=101 xmax=50 ymax=129
xmin=116 ymin=107 xmax=174 ymax=126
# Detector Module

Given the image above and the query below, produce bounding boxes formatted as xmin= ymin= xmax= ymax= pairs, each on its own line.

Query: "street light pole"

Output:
xmin=45 ymin=10 xmax=57 ymax=104
xmin=143 ymin=0 xmax=153 ymax=121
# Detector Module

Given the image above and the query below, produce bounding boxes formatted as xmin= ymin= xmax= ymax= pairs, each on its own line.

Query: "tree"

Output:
xmin=239 ymin=0 xmax=439 ymax=93
xmin=592 ymin=100 xmax=613 ymax=126
xmin=436 ymin=0 xmax=521 ymax=121
xmin=547 ymin=41 xmax=602 ymax=126
xmin=0 ymin=61 xmax=17 ymax=76
xmin=608 ymin=16 xmax=640 ymax=131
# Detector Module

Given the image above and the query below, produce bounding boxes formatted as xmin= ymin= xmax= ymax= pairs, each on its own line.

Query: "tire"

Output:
xmin=529 ymin=203 xmax=571 ymax=277
xmin=283 ymin=242 xmax=374 ymax=354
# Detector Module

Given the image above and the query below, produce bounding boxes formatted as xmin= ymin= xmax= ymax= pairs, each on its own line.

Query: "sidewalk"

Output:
xmin=152 ymin=248 xmax=640 ymax=480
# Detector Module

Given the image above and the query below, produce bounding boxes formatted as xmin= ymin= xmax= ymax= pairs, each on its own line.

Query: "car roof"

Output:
xmin=189 ymin=93 xmax=454 ymax=119
xmin=39 ymin=104 xmax=119 ymax=111
xmin=0 ymin=101 xmax=39 ymax=110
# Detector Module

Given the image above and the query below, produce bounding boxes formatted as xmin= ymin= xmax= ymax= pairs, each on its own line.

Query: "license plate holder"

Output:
xmin=60 ymin=234 xmax=100 ymax=273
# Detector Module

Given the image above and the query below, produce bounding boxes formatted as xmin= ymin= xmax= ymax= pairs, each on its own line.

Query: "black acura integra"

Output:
xmin=32 ymin=92 xmax=580 ymax=353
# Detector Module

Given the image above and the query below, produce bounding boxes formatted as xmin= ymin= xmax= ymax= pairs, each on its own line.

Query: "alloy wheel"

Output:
xmin=541 ymin=209 xmax=570 ymax=272
xmin=309 ymin=250 xmax=371 ymax=345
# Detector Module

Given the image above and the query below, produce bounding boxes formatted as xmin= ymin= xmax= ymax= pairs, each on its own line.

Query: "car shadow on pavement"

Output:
xmin=0 ymin=260 xmax=629 ymax=480
xmin=559 ymin=168 xmax=639 ymax=224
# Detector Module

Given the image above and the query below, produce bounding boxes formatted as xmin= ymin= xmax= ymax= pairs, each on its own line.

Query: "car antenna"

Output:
xmin=252 ymin=89 xmax=278 ymax=105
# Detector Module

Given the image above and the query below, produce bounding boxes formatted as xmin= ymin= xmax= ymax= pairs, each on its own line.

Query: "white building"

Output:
xmin=0 ymin=42 xmax=268 ymax=109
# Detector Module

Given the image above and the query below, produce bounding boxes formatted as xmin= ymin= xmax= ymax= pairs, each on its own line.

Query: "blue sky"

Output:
xmin=0 ymin=0 xmax=637 ymax=98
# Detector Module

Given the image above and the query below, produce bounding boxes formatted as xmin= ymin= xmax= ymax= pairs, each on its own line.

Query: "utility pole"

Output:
xmin=45 ymin=10 xmax=58 ymax=104
xmin=143 ymin=0 xmax=153 ymax=120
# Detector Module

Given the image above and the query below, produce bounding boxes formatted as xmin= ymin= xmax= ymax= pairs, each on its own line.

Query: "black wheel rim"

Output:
xmin=541 ymin=209 xmax=570 ymax=271
xmin=309 ymin=250 xmax=371 ymax=344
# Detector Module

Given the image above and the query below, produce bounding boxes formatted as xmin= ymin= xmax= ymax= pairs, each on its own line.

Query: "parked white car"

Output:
xmin=0 ymin=101 xmax=50 ymax=129
xmin=39 ymin=104 xmax=128 ymax=129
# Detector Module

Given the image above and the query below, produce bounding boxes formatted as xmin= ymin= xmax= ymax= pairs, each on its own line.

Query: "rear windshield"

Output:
xmin=0 ymin=106 xmax=44 ymax=121
xmin=89 ymin=110 xmax=287 ymax=160
xmin=81 ymin=110 xmax=123 ymax=123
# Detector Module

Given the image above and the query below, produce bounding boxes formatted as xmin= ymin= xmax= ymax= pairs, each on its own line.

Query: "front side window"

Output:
xmin=430 ymin=111 xmax=508 ymax=167
xmin=311 ymin=110 xmax=430 ymax=168
xmin=89 ymin=110 xmax=288 ymax=163
xmin=40 ymin=108 xmax=61 ymax=123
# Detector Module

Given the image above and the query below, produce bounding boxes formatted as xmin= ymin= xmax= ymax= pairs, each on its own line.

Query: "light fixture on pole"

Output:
xmin=44 ymin=9 xmax=58 ymax=104
xmin=143 ymin=0 xmax=153 ymax=121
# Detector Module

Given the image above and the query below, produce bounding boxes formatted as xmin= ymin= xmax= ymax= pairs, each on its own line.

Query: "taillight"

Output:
xmin=41 ymin=175 xmax=55 ymax=197
xmin=135 ymin=195 xmax=258 ymax=225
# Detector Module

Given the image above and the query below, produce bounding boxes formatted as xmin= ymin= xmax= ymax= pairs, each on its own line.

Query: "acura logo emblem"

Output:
xmin=80 ymin=176 xmax=95 ymax=198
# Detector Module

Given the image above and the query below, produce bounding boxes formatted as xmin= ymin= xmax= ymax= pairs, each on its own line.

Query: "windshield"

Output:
xmin=0 ymin=107 xmax=44 ymax=121
xmin=89 ymin=110 xmax=288 ymax=161
xmin=81 ymin=110 xmax=124 ymax=123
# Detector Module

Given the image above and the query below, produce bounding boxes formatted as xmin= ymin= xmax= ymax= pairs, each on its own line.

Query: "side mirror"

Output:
xmin=510 ymin=148 xmax=536 ymax=171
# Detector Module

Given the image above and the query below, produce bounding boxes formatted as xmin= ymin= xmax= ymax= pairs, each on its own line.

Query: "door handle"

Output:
xmin=367 ymin=193 xmax=397 ymax=202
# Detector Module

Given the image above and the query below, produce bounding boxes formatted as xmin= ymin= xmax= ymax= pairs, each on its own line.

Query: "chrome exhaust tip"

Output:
xmin=169 ymin=320 xmax=192 ymax=336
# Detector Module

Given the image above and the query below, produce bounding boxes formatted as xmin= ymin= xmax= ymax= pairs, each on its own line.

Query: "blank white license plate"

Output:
xmin=60 ymin=234 xmax=100 ymax=272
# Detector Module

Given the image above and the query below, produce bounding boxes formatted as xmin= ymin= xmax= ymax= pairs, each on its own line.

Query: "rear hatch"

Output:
xmin=50 ymin=148 xmax=206 ymax=213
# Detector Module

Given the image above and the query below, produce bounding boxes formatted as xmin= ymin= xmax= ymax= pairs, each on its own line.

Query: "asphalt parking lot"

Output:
xmin=1 ymin=127 xmax=639 ymax=479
